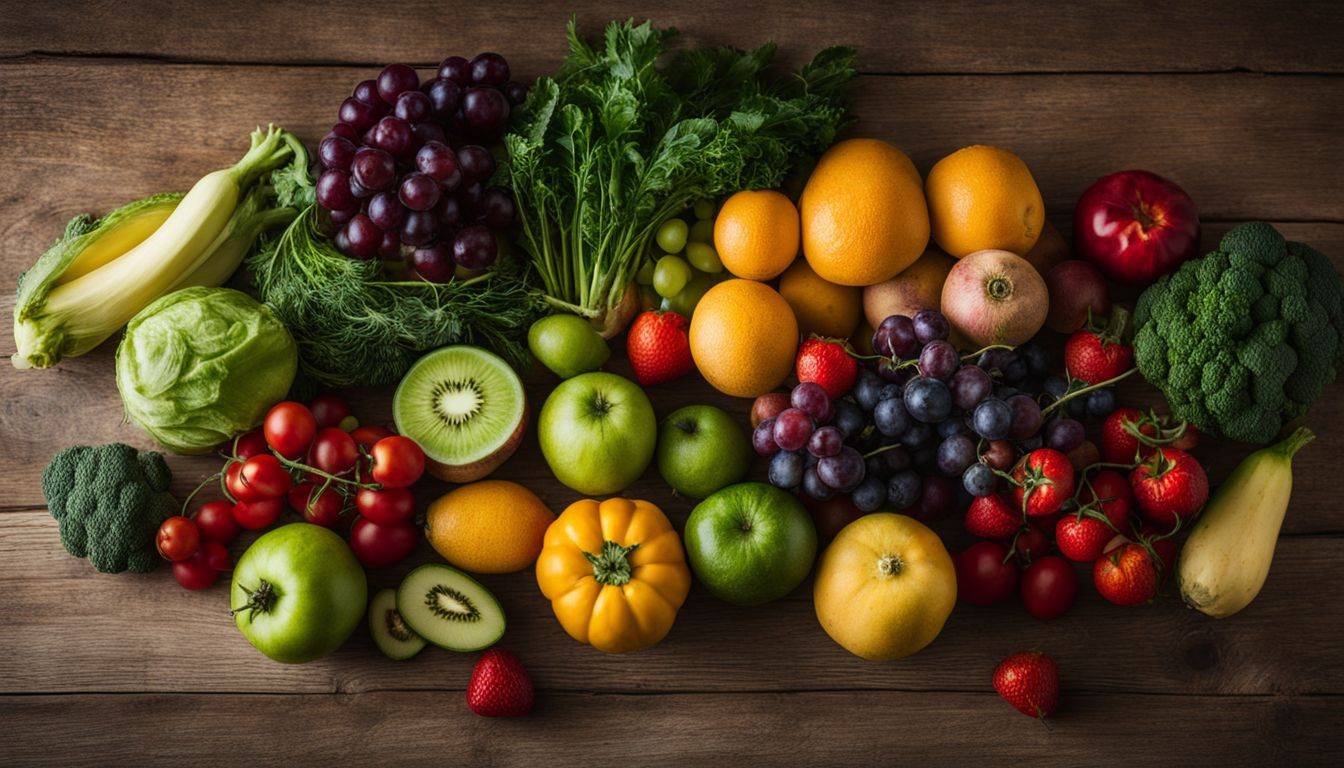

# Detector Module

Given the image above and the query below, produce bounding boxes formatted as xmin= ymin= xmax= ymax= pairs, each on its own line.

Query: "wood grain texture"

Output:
xmin=3 ymin=0 xmax=1343 ymax=73
xmin=2 ymin=690 xmax=1341 ymax=767
xmin=4 ymin=509 xmax=1342 ymax=696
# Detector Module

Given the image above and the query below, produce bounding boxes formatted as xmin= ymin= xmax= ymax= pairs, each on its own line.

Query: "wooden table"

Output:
xmin=2 ymin=2 xmax=1343 ymax=764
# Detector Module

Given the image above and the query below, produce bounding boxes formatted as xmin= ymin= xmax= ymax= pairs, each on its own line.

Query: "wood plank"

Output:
xmin=2 ymin=689 xmax=1340 ymax=767
xmin=3 ymin=0 xmax=1343 ymax=74
xmin=3 ymin=509 xmax=1341 ymax=696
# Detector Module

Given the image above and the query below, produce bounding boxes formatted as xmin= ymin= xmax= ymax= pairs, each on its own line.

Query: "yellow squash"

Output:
xmin=535 ymin=498 xmax=691 ymax=653
xmin=813 ymin=513 xmax=956 ymax=660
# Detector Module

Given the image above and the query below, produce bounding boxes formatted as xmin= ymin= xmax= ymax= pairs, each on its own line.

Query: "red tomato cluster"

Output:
xmin=156 ymin=394 xmax=429 ymax=589
xmin=954 ymin=414 xmax=1208 ymax=618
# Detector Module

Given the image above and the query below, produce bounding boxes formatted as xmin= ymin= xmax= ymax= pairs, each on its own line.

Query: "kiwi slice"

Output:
xmin=370 ymin=588 xmax=426 ymax=661
xmin=393 ymin=346 xmax=527 ymax=482
xmin=396 ymin=564 xmax=505 ymax=652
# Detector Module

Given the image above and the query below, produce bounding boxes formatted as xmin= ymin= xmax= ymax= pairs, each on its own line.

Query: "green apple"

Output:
xmin=684 ymin=482 xmax=818 ymax=606
xmin=230 ymin=523 xmax=367 ymax=663
xmin=528 ymin=314 xmax=610 ymax=379
xmin=539 ymin=371 xmax=656 ymax=495
xmin=656 ymin=405 xmax=751 ymax=498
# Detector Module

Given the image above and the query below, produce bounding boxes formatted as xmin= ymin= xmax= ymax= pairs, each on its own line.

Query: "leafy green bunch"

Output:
xmin=505 ymin=19 xmax=856 ymax=324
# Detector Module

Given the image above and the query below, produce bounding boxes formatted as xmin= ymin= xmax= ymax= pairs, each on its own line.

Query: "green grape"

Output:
xmin=634 ymin=259 xmax=655 ymax=285
xmin=693 ymin=198 xmax=716 ymax=220
xmin=689 ymin=218 xmax=714 ymax=244
xmin=663 ymin=272 xmax=717 ymax=317
xmin=655 ymin=218 xmax=689 ymax=254
xmin=685 ymin=242 xmax=723 ymax=274
xmin=652 ymin=255 xmax=692 ymax=298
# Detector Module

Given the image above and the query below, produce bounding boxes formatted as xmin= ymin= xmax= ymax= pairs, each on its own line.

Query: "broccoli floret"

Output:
xmin=1133 ymin=222 xmax=1344 ymax=443
xmin=43 ymin=443 xmax=177 ymax=573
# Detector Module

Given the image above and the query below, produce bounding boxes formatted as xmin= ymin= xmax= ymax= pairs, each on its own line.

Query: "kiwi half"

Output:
xmin=396 ymin=564 xmax=506 ymax=652
xmin=369 ymin=588 xmax=426 ymax=661
xmin=393 ymin=346 xmax=527 ymax=482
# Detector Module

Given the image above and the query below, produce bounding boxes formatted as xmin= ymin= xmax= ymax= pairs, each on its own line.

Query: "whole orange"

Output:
xmin=778 ymin=259 xmax=862 ymax=339
xmin=713 ymin=190 xmax=799 ymax=280
xmin=925 ymin=145 xmax=1045 ymax=258
xmin=426 ymin=480 xmax=554 ymax=573
xmin=801 ymin=138 xmax=930 ymax=286
xmin=689 ymin=279 xmax=798 ymax=397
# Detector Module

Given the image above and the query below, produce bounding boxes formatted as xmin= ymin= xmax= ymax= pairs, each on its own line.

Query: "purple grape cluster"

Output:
xmin=315 ymin=54 xmax=525 ymax=280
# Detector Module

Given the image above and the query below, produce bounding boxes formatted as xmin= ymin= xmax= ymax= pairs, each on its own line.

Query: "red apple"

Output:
xmin=1073 ymin=170 xmax=1200 ymax=284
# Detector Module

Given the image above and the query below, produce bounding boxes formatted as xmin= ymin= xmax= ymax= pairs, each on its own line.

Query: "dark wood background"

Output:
xmin=2 ymin=1 xmax=1342 ymax=765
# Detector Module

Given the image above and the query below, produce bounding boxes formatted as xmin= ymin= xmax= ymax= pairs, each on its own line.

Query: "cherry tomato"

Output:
xmin=232 ymin=498 xmax=284 ymax=530
xmin=156 ymin=516 xmax=200 ymax=562
xmin=172 ymin=550 xmax=219 ymax=590
xmin=200 ymin=541 xmax=232 ymax=572
xmin=1020 ymin=555 xmax=1079 ymax=620
xmin=225 ymin=461 xmax=265 ymax=503
xmin=955 ymin=541 xmax=1019 ymax=606
xmin=1011 ymin=523 xmax=1052 ymax=566
xmin=240 ymin=454 xmax=293 ymax=499
xmin=350 ymin=425 xmax=395 ymax=452
xmin=355 ymin=486 xmax=416 ymax=525
xmin=288 ymin=482 xmax=345 ymax=528
xmin=309 ymin=394 xmax=353 ymax=429
xmin=370 ymin=436 xmax=426 ymax=488
xmin=232 ymin=429 xmax=269 ymax=461
xmin=192 ymin=500 xmax=240 ymax=544
xmin=310 ymin=427 xmax=359 ymax=476
xmin=264 ymin=401 xmax=317 ymax=459
xmin=349 ymin=517 xmax=419 ymax=568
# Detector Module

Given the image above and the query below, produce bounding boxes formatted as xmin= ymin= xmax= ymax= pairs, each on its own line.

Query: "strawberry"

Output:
xmin=1130 ymin=446 xmax=1208 ymax=528
xmin=1063 ymin=308 xmax=1133 ymax=385
xmin=1093 ymin=538 xmax=1160 ymax=605
xmin=627 ymin=311 xmax=692 ymax=387
xmin=1055 ymin=470 xmax=1133 ymax=562
xmin=1099 ymin=408 xmax=1197 ymax=465
xmin=795 ymin=337 xmax=857 ymax=399
xmin=1011 ymin=449 xmax=1076 ymax=517
xmin=964 ymin=493 xmax=1021 ymax=539
xmin=1138 ymin=522 xmax=1180 ymax=575
xmin=467 ymin=648 xmax=534 ymax=717
xmin=993 ymin=651 xmax=1060 ymax=718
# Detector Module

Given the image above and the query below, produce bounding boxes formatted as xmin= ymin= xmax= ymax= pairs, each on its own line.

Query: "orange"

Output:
xmin=690 ymin=279 xmax=798 ymax=397
xmin=713 ymin=190 xmax=799 ymax=280
xmin=778 ymin=259 xmax=861 ymax=339
xmin=800 ymin=138 xmax=930 ymax=286
xmin=925 ymin=145 xmax=1045 ymax=258
xmin=425 ymin=480 xmax=554 ymax=574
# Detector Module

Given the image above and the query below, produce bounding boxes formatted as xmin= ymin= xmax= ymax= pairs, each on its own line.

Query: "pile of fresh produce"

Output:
xmin=14 ymin=15 xmax=1344 ymax=725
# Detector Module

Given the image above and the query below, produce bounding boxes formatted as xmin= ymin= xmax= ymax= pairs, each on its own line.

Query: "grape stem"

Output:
xmin=1040 ymin=367 xmax=1137 ymax=418
xmin=862 ymin=443 xmax=905 ymax=459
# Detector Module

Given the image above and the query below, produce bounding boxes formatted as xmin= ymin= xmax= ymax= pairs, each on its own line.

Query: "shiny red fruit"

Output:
xmin=1073 ymin=169 xmax=1200 ymax=284
xmin=955 ymin=541 xmax=1019 ymax=606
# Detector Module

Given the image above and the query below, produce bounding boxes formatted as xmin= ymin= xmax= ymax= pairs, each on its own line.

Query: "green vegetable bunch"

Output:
xmin=116 ymin=287 xmax=297 ymax=454
xmin=505 ymin=18 xmax=855 ymax=326
xmin=43 ymin=443 xmax=178 ymax=573
xmin=1134 ymin=222 xmax=1343 ymax=443
xmin=251 ymin=208 xmax=544 ymax=388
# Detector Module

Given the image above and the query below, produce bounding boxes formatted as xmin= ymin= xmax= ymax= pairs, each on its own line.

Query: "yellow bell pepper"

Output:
xmin=535 ymin=498 xmax=691 ymax=653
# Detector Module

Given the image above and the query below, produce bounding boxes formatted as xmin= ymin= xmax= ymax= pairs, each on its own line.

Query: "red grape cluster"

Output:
xmin=315 ymin=54 xmax=525 ymax=281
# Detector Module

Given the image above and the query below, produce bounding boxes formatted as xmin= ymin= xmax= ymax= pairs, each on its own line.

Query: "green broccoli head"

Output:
xmin=43 ymin=443 xmax=177 ymax=573
xmin=1134 ymin=222 xmax=1343 ymax=443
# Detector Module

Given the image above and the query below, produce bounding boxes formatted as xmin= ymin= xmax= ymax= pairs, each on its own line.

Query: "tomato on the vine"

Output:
xmin=172 ymin=550 xmax=219 ymax=590
xmin=156 ymin=516 xmax=200 ymax=562
xmin=309 ymin=394 xmax=352 ymax=430
xmin=226 ymin=461 xmax=265 ymax=503
xmin=350 ymin=425 xmax=395 ymax=452
xmin=264 ymin=401 xmax=317 ymax=459
xmin=200 ymin=541 xmax=232 ymax=572
xmin=955 ymin=541 xmax=1019 ymax=606
xmin=288 ymin=482 xmax=345 ymax=528
xmin=1020 ymin=555 xmax=1078 ymax=619
xmin=231 ymin=429 xmax=269 ymax=461
xmin=355 ymin=486 xmax=416 ymax=525
xmin=310 ymin=427 xmax=359 ymax=476
xmin=232 ymin=498 xmax=283 ymax=530
xmin=370 ymin=436 xmax=426 ymax=488
xmin=192 ymin=500 xmax=240 ymax=544
xmin=1010 ymin=523 xmax=1052 ymax=566
xmin=349 ymin=517 xmax=419 ymax=568
xmin=240 ymin=454 xmax=293 ymax=499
